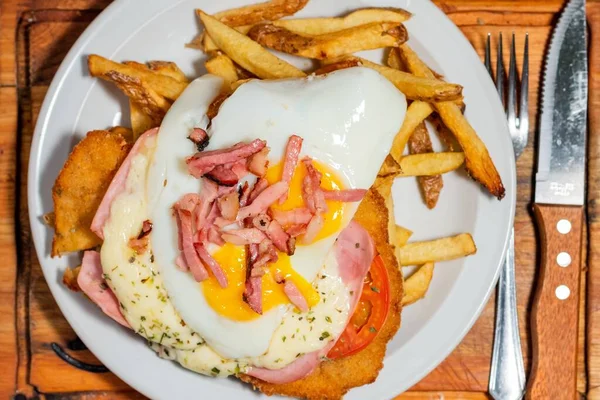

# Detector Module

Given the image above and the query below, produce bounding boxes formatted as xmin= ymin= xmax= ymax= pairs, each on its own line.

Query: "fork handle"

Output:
xmin=489 ymin=228 xmax=526 ymax=400
xmin=526 ymin=204 xmax=583 ymax=400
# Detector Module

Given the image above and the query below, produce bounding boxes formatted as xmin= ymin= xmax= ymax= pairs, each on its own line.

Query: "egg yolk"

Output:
xmin=265 ymin=159 xmax=345 ymax=243
xmin=202 ymin=243 xmax=320 ymax=321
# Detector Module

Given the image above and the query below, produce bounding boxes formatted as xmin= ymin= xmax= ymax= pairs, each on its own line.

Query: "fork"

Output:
xmin=485 ymin=32 xmax=529 ymax=400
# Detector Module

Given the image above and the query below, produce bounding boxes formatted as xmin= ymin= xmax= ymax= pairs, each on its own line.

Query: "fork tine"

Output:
xmin=507 ymin=33 xmax=518 ymax=122
xmin=519 ymin=33 xmax=530 ymax=134
xmin=496 ymin=32 xmax=505 ymax=104
xmin=485 ymin=34 xmax=492 ymax=76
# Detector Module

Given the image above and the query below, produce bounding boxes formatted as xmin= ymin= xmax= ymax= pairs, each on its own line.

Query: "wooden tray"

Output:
xmin=1 ymin=0 xmax=599 ymax=398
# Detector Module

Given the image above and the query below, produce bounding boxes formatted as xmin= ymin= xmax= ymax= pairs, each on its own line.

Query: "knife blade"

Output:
xmin=527 ymin=0 xmax=588 ymax=398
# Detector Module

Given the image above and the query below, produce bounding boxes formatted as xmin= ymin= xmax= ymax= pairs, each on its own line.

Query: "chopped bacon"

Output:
xmin=248 ymin=178 xmax=269 ymax=204
xmin=239 ymin=182 xmax=251 ymax=207
xmin=270 ymin=208 xmax=312 ymax=226
xmin=188 ymin=128 xmax=209 ymax=152
xmin=247 ymin=147 xmax=270 ymax=177
xmin=140 ymin=220 xmax=153 ymax=237
xmin=176 ymin=193 xmax=201 ymax=213
xmin=284 ymin=281 xmax=309 ymax=312
xmin=175 ymin=255 xmax=188 ymax=272
xmin=302 ymin=158 xmax=327 ymax=213
xmin=213 ymin=217 xmax=235 ymax=228
xmin=286 ymin=224 xmax=307 ymax=238
xmin=218 ymin=192 xmax=240 ymax=220
xmin=287 ymin=236 xmax=296 ymax=255
xmin=207 ymin=227 xmax=225 ymax=246
xmin=186 ymin=139 xmax=266 ymax=178
xmin=252 ymin=213 xmax=272 ymax=231
xmin=174 ymin=208 xmax=208 ymax=282
xmin=303 ymin=214 xmax=324 ymax=244
xmin=221 ymin=228 xmax=267 ymax=245
xmin=194 ymin=179 xmax=219 ymax=230
xmin=251 ymin=266 xmax=267 ymax=277
xmin=254 ymin=240 xmax=279 ymax=268
xmin=323 ymin=188 xmax=367 ymax=202
xmin=244 ymin=276 xmax=263 ymax=314
xmin=230 ymin=159 xmax=250 ymax=180
xmin=204 ymin=202 xmax=220 ymax=228
xmin=238 ymin=181 xmax=289 ymax=220
xmin=266 ymin=219 xmax=292 ymax=254
xmin=279 ymin=135 xmax=303 ymax=203
xmin=218 ymin=185 xmax=237 ymax=197
xmin=195 ymin=244 xmax=228 ymax=288
xmin=205 ymin=165 xmax=239 ymax=186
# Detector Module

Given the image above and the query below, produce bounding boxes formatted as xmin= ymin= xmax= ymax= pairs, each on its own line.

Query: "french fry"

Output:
xmin=211 ymin=0 xmax=309 ymax=27
xmin=205 ymin=54 xmax=239 ymax=89
xmin=397 ymin=44 xmax=505 ymax=199
xmin=395 ymin=225 xmax=413 ymax=247
xmin=402 ymin=263 xmax=434 ymax=305
xmin=88 ymin=55 xmax=187 ymax=100
xmin=274 ymin=8 xmax=411 ymax=35
xmin=314 ymin=58 xmax=362 ymax=75
xmin=430 ymin=114 xmax=462 ymax=152
xmin=147 ymin=61 xmax=188 ymax=82
xmin=386 ymin=47 xmax=406 ymax=71
xmin=378 ymin=155 xmax=401 ymax=177
xmin=409 ymin=122 xmax=443 ymax=209
xmin=130 ymin=101 xmax=156 ymax=139
xmin=248 ymin=22 xmax=407 ymax=60
xmin=398 ymin=233 xmax=476 ymax=266
xmin=390 ymin=100 xmax=434 ymax=162
xmin=395 ymin=152 xmax=465 ymax=177
xmin=197 ymin=10 xmax=306 ymax=79
xmin=329 ymin=57 xmax=463 ymax=102
xmin=202 ymin=26 xmax=254 ymax=53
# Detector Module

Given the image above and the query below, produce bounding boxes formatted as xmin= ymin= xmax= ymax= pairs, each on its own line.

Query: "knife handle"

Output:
xmin=526 ymin=204 xmax=583 ymax=400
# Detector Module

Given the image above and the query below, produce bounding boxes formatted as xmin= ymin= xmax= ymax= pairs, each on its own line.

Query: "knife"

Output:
xmin=526 ymin=0 xmax=588 ymax=398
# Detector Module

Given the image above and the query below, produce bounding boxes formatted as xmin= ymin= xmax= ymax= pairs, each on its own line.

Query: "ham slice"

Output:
xmin=221 ymin=228 xmax=267 ymax=245
xmin=186 ymin=139 xmax=266 ymax=178
xmin=246 ymin=221 xmax=375 ymax=384
xmin=283 ymin=281 xmax=308 ymax=312
xmin=195 ymin=244 xmax=228 ymax=288
xmin=237 ymin=181 xmax=289 ymax=220
xmin=91 ymin=128 xmax=158 ymax=239
xmin=270 ymin=208 xmax=312 ymax=226
xmin=323 ymin=188 xmax=367 ymax=202
xmin=77 ymin=251 xmax=129 ymax=327
xmin=247 ymin=147 xmax=270 ymax=177
xmin=279 ymin=135 xmax=303 ymax=204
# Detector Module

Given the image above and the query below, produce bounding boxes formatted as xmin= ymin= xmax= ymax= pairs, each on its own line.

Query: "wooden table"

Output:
xmin=1 ymin=0 xmax=599 ymax=398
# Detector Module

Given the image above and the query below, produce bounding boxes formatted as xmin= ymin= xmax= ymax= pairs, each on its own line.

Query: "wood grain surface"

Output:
xmin=0 ymin=0 xmax=598 ymax=398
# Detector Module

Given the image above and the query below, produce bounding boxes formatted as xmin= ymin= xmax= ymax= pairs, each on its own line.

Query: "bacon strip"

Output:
xmin=323 ymin=188 xmax=367 ymax=202
xmin=283 ymin=281 xmax=309 ymax=312
xmin=302 ymin=158 xmax=327 ymax=214
xmin=221 ymin=228 xmax=267 ymax=245
xmin=303 ymin=214 xmax=324 ymax=245
xmin=279 ymin=135 xmax=303 ymax=203
xmin=248 ymin=178 xmax=269 ymax=204
xmin=218 ymin=192 xmax=240 ymax=220
xmin=77 ymin=251 xmax=130 ymax=327
xmin=194 ymin=179 xmax=218 ymax=231
xmin=207 ymin=227 xmax=225 ymax=246
xmin=174 ymin=208 xmax=208 ymax=282
xmin=286 ymin=223 xmax=308 ymax=238
xmin=266 ymin=219 xmax=292 ymax=254
xmin=254 ymin=240 xmax=279 ymax=268
xmin=270 ymin=208 xmax=312 ymax=226
xmin=205 ymin=165 xmax=239 ymax=186
xmin=186 ymin=139 xmax=266 ymax=178
xmin=247 ymin=147 xmax=270 ymax=177
xmin=239 ymin=182 xmax=251 ymax=207
xmin=195 ymin=244 xmax=228 ymax=288
xmin=237 ymin=181 xmax=289 ymax=220
xmin=244 ymin=244 xmax=262 ymax=314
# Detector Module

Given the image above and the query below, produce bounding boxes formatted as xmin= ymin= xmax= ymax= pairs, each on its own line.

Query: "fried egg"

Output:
xmin=148 ymin=68 xmax=407 ymax=360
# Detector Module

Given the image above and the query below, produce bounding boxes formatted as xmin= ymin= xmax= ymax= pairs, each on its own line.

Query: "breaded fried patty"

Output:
xmin=240 ymin=189 xmax=403 ymax=399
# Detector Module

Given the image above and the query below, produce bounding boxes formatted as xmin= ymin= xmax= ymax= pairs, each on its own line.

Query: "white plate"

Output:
xmin=28 ymin=0 xmax=516 ymax=398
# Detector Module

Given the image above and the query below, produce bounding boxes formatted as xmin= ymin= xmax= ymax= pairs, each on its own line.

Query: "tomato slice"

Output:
xmin=327 ymin=255 xmax=390 ymax=359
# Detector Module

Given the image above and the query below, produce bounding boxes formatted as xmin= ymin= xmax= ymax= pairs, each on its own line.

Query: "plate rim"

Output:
xmin=27 ymin=0 xmax=517 ymax=398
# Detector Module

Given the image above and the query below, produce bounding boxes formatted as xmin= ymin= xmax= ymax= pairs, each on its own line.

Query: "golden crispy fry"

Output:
xmin=207 ymin=92 xmax=231 ymax=120
xmin=393 ymin=152 xmax=465 ymax=177
xmin=274 ymin=7 xmax=411 ymax=35
xmin=241 ymin=188 xmax=403 ymax=399
xmin=387 ymin=47 xmax=406 ymax=70
xmin=201 ymin=26 xmax=253 ymax=53
xmin=378 ymin=155 xmax=401 ymax=177
xmin=104 ymin=70 xmax=171 ymax=126
xmin=327 ymin=57 xmax=462 ymax=102
xmin=63 ymin=266 xmax=82 ymax=292
xmin=231 ymin=78 xmax=254 ymax=91
xmin=52 ymin=129 xmax=132 ymax=256
xmin=389 ymin=100 xmax=434 ymax=163
xmin=395 ymin=224 xmax=413 ymax=247
xmin=89 ymin=55 xmax=187 ymax=100
xmin=212 ymin=0 xmax=309 ymax=27
xmin=147 ymin=61 xmax=188 ymax=82
xmin=248 ymin=22 xmax=407 ymax=60
xmin=398 ymin=233 xmax=476 ymax=266
xmin=205 ymin=54 xmax=239 ymax=89
xmin=314 ymin=58 xmax=362 ymax=75
xmin=409 ymin=122 xmax=443 ymax=209
xmin=402 ymin=263 xmax=434 ymax=305
xmin=197 ymin=10 xmax=306 ymax=79
xmin=397 ymin=44 xmax=505 ymax=199
xmin=430 ymin=114 xmax=462 ymax=152
xmin=130 ymin=100 xmax=156 ymax=140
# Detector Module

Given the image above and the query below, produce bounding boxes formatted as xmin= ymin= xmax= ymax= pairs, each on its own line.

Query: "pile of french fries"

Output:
xmin=87 ymin=0 xmax=504 ymax=306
